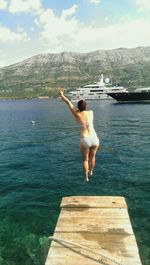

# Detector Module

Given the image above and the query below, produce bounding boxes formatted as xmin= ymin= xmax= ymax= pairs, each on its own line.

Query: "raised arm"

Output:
xmin=58 ymin=89 xmax=78 ymax=117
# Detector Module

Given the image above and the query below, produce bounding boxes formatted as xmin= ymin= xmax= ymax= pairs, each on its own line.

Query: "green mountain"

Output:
xmin=0 ymin=46 xmax=150 ymax=98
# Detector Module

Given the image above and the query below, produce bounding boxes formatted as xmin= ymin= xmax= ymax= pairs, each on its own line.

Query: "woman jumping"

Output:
xmin=59 ymin=89 xmax=99 ymax=181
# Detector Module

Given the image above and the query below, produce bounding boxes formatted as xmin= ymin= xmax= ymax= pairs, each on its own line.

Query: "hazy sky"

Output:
xmin=0 ymin=0 xmax=150 ymax=67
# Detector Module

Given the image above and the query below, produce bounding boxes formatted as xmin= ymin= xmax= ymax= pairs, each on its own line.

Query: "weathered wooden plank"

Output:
xmin=51 ymin=232 xmax=139 ymax=253
xmin=60 ymin=208 xmax=129 ymax=219
xmin=47 ymin=246 xmax=140 ymax=259
xmin=46 ymin=247 xmax=141 ymax=265
xmin=46 ymin=258 xmax=142 ymax=265
xmin=55 ymin=217 xmax=133 ymax=234
xmin=46 ymin=256 xmax=142 ymax=265
xmin=61 ymin=196 xmax=127 ymax=208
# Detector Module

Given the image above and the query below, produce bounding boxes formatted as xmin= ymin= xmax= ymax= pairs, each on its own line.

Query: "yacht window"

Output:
xmin=90 ymin=89 xmax=103 ymax=92
xmin=86 ymin=86 xmax=99 ymax=88
xmin=113 ymin=88 xmax=121 ymax=91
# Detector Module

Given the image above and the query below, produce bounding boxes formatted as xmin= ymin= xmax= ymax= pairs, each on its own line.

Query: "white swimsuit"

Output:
xmin=80 ymin=134 xmax=99 ymax=148
xmin=80 ymin=111 xmax=99 ymax=148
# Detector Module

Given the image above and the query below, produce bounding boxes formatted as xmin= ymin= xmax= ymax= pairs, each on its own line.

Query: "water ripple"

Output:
xmin=0 ymin=99 xmax=149 ymax=265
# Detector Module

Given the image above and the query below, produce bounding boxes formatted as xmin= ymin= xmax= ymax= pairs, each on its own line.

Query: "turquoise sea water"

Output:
xmin=0 ymin=99 xmax=149 ymax=265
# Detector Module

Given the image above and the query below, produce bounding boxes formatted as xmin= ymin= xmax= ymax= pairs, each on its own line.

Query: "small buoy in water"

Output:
xmin=31 ymin=120 xmax=35 ymax=124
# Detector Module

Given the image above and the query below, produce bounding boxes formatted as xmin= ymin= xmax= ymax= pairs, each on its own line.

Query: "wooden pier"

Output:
xmin=45 ymin=196 xmax=142 ymax=265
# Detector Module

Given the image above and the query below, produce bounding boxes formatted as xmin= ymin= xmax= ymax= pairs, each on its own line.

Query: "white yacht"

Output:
xmin=68 ymin=74 xmax=127 ymax=101
xmin=108 ymin=87 xmax=150 ymax=103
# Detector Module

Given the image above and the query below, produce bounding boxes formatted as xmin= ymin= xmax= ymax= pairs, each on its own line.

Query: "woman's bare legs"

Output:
xmin=89 ymin=145 xmax=99 ymax=175
xmin=80 ymin=144 xmax=90 ymax=181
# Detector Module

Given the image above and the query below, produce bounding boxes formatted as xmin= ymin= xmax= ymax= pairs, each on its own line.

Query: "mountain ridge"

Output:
xmin=0 ymin=46 xmax=150 ymax=98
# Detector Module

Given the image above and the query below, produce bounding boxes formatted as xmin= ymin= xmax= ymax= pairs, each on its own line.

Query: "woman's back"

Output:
xmin=77 ymin=110 xmax=96 ymax=137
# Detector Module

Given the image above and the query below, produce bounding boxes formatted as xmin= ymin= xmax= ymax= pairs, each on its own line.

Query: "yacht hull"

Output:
xmin=107 ymin=92 xmax=150 ymax=103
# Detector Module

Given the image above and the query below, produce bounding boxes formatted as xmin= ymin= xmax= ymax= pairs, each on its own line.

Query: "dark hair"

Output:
xmin=78 ymin=100 xmax=86 ymax=112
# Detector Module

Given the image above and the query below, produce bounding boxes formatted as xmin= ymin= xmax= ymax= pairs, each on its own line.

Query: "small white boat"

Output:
xmin=68 ymin=74 xmax=127 ymax=101
xmin=31 ymin=120 xmax=36 ymax=124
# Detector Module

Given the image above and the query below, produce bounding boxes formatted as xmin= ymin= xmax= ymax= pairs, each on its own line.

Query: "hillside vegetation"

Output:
xmin=0 ymin=46 xmax=150 ymax=98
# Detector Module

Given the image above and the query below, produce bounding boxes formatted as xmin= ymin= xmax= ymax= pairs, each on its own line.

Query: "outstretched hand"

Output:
xmin=58 ymin=89 xmax=64 ymax=97
xmin=58 ymin=87 xmax=77 ymax=116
